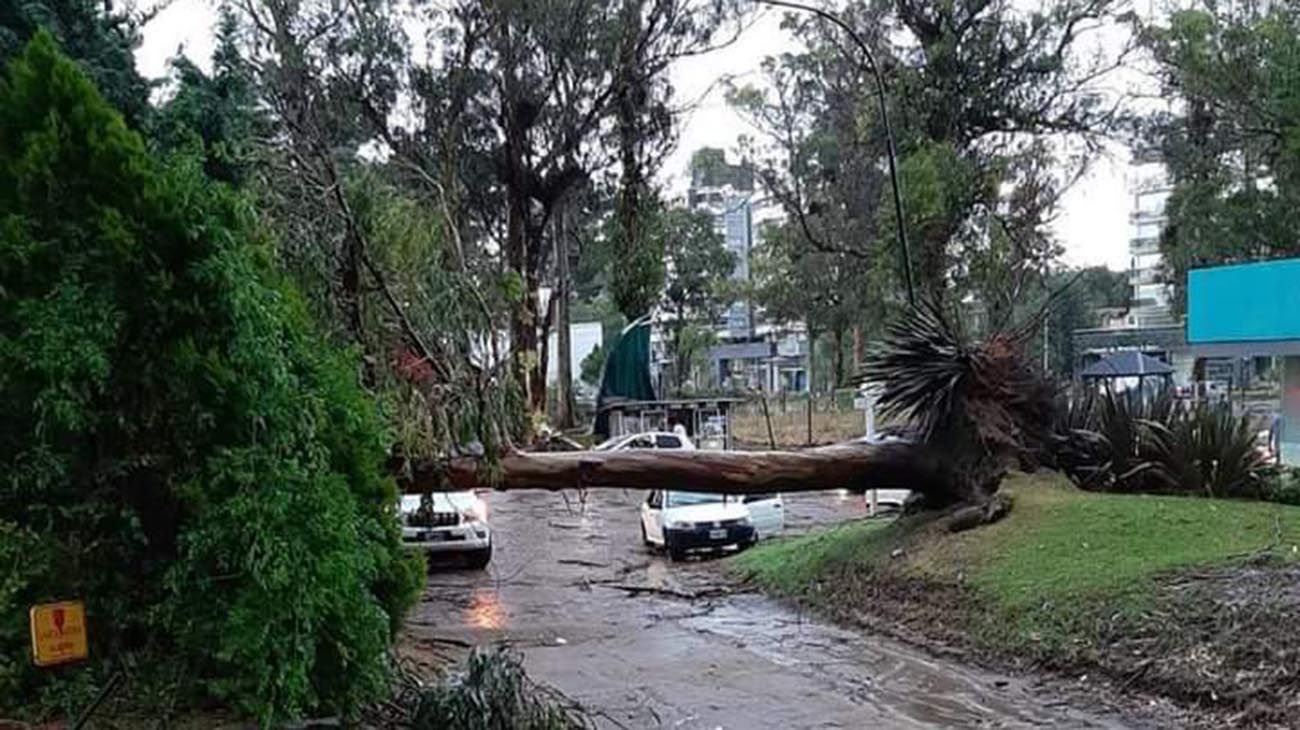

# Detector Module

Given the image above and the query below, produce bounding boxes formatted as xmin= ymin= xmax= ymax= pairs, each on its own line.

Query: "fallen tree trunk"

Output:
xmin=394 ymin=441 xmax=953 ymax=498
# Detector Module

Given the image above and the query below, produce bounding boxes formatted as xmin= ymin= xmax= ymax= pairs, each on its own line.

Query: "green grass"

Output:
xmin=734 ymin=473 xmax=1300 ymax=648
xmin=733 ymin=518 xmax=894 ymax=593
xmin=966 ymin=480 xmax=1300 ymax=610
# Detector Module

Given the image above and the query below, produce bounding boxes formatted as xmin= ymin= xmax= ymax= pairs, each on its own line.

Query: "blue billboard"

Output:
xmin=1187 ymin=258 xmax=1300 ymax=344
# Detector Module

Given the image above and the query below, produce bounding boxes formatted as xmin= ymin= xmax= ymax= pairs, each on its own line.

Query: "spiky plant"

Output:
xmin=1143 ymin=402 xmax=1269 ymax=498
xmin=1089 ymin=389 xmax=1159 ymax=492
xmin=1054 ymin=388 xmax=1181 ymax=492
xmin=863 ymin=303 xmax=1056 ymax=506
xmin=1050 ymin=387 xmax=1111 ymax=488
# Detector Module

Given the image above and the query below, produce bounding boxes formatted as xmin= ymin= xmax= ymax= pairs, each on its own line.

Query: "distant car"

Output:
xmin=863 ymin=489 xmax=913 ymax=515
xmin=603 ymin=431 xmax=785 ymax=539
xmin=640 ymin=490 xmax=756 ymax=560
xmin=399 ymin=491 xmax=492 ymax=569
xmin=739 ymin=492 xmax=785 ymax=538
xmin=849 ymin=430 xmax=916 ymax=512
xmin=594 ymin=430 xmax=696 ymax=451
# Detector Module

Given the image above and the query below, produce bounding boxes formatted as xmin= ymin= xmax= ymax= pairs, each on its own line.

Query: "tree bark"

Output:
xmin=554 ymin=209 xmax=575 ymax=428
xmin=499 ymin=19 xmax=542 ymax=417
xmin=832 ymin=327 xmax=845 ymax=388
xmin=397 ymin=441 xmax=951 ymax=498
xmin=852 ymin=324 xmax=864 ymax=372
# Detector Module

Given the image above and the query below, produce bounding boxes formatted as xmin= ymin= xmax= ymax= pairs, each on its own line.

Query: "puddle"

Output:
xmin=466 ymin=588 xmax=506 ymax=630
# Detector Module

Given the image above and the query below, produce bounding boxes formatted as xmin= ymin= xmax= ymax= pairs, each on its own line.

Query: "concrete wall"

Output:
xmin=1282 ymin=357 xmax=1300 ymax=465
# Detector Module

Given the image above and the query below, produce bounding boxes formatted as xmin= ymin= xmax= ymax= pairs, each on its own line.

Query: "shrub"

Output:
xmin=1144 ymin=402 xmax=1269 ymax=499
xmin=1052 ymin=389 xmax=1269 ymax=500
xmin=1053 ymin=389 xmax=1170 ymax=492
xmin=1261 ymin=467 xmax=1300 ymax=506
xmin=0 ymin=33 xmax=420 ymax=722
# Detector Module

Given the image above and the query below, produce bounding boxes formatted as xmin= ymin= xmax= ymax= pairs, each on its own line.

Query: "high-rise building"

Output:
xmin=1127 ymin=161 xmax=1175 ymax=328
xmin=682 ymin=147 xmax=805 ymax=392
xmin=1070 ymin=156 xmax=1190 ymax=382
xmin=686 ymin=148 xmax=756 ymax=338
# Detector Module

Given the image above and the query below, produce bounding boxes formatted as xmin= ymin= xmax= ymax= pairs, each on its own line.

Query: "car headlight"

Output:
xmin=665 ymin=519 xmax=691 ymax=530
xmin=462 ymin=496 xmax=488 ymax=523
xmin=739 ymin=515 xmax=752 ymax=526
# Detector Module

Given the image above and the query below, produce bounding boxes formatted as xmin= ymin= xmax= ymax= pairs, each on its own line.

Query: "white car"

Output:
xmin=399 ymin=491 xmax=492 ymax=569
xmin=600 ymin=430 xmax=786 ymax=539
xmin=594 ymin=430 xmax=696 ymax=452
xmin=738 ymin=492 xmax=785 ymax=538
xmin=864 ymin=489 xmax=913 ymax=515
xmin=640 ymin=490 xmax=757 ymax=560
xmin=855 ymin=431 xmax=915 ymax=515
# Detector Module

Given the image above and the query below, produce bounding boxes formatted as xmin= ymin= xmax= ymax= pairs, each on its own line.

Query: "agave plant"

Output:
xmin=1142 ymin=402 xmax=1269 ymax=498
xmin=1087 ymin=388 xmax=1167 ymax=492
xmin=1052 ymin=387 xmax=1269 ymax=498
xmin=1054 ymin=388 xmax=1180 ymax=492
xmin=1050 ymin=387 xmax=1112 ymax=489
xmin=863 ymin=302 xmax=1056 ymax=506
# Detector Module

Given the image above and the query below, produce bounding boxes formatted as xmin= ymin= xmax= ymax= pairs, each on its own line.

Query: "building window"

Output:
xmin=1135 ymin=190 xmax=1168 ymax=215
xmin=1135 ymin=220 xmax=1162 ymax=239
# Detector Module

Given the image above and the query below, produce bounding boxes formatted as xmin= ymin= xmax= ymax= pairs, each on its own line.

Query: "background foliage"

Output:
xmin=1138 ymin=3 xmax=1300 ymax=311
xmin=0 ymin=34 xmax=420 ymax=722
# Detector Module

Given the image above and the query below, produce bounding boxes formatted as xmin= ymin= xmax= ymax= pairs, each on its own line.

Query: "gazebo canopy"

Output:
xmin=1080 ymin=351 xmax=1174 ymax=379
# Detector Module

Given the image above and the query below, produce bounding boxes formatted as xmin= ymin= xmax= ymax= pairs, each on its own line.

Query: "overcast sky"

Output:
xmin=137 ymin=1 xmax=1134 ymax=272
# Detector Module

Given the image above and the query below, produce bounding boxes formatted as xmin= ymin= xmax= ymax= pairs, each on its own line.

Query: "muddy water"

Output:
xmin=404 ymin=488 xmax=1129 ymax=729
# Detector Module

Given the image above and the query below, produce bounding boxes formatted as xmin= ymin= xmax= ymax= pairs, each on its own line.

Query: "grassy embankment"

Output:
xmin=733 ymin=473 xmax=1300 ymax=724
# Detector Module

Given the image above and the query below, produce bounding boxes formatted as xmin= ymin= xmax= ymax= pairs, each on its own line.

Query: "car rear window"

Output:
xmin=655 ymin=435 xmax=682 ymax=449
xmin=665 ymin=491 xmax=725 ymax=507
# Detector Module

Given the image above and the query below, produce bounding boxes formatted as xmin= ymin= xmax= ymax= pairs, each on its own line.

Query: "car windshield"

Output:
xmin=665 ymin=491 xmax=727 ymax=508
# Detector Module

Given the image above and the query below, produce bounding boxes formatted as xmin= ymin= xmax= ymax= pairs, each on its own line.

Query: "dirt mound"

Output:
xmin=1098 ymin=560 xmax=1300 ymax=727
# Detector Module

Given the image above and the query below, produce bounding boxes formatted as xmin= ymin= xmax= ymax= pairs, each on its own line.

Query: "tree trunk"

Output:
xmin=554 ymin=209 xmax=575 ymax=428
xmin=506 ymin=211 xmax=542 ymax=415
xmin=672 ymin=306 xmax=688 ymax=393
xmin=611 ymin=0 xmax=652 ymax=321
xmin=852 ymin=324 xmax=864 ymax=373
xmin=397 ymin=441 xmax=953 ymax=499
xmin=538 ymin=286 xmax=556 ymax=417
xmin=341 ymin=230 xmax=364 ymax=351
xmin=806 ymin=322 xmax=817 ymax=396
xmin=832 ymin=328 xmax=845 ymax=388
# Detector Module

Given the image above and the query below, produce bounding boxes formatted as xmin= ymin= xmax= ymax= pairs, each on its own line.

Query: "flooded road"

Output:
xmin=404 ymin=488 xmax=1130 ymax=729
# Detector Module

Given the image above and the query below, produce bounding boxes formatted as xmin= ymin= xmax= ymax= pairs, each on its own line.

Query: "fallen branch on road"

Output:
xmin=557 ymin=558 xmax=609 ymax=568
xmin=599 ymin=583 xmax=724 ymax=601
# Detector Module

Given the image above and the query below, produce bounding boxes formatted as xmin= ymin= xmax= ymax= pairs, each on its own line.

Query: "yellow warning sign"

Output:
xmin=30 ymin=601 xmax=88 ymax=667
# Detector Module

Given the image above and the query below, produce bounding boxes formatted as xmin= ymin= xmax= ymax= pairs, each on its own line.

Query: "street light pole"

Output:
xmin=753 ymin=0 xmax=916 ymax=308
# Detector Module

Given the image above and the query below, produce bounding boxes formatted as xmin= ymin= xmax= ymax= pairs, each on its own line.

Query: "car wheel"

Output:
xmin=466 ymin=542 xmax=492 ymax=570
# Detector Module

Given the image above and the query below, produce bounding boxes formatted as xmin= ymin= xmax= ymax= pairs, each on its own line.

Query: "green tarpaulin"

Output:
xmin=594 ymin=316 xmax=657 ymax=437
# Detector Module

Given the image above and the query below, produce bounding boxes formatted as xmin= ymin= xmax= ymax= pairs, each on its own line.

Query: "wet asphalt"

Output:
xmin=403 ymin=488 xmax=1131 ymax=729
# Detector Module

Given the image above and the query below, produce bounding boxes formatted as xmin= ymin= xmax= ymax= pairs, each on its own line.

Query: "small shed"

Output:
xmin=599 ymin=398 xmax=744 ymax=450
